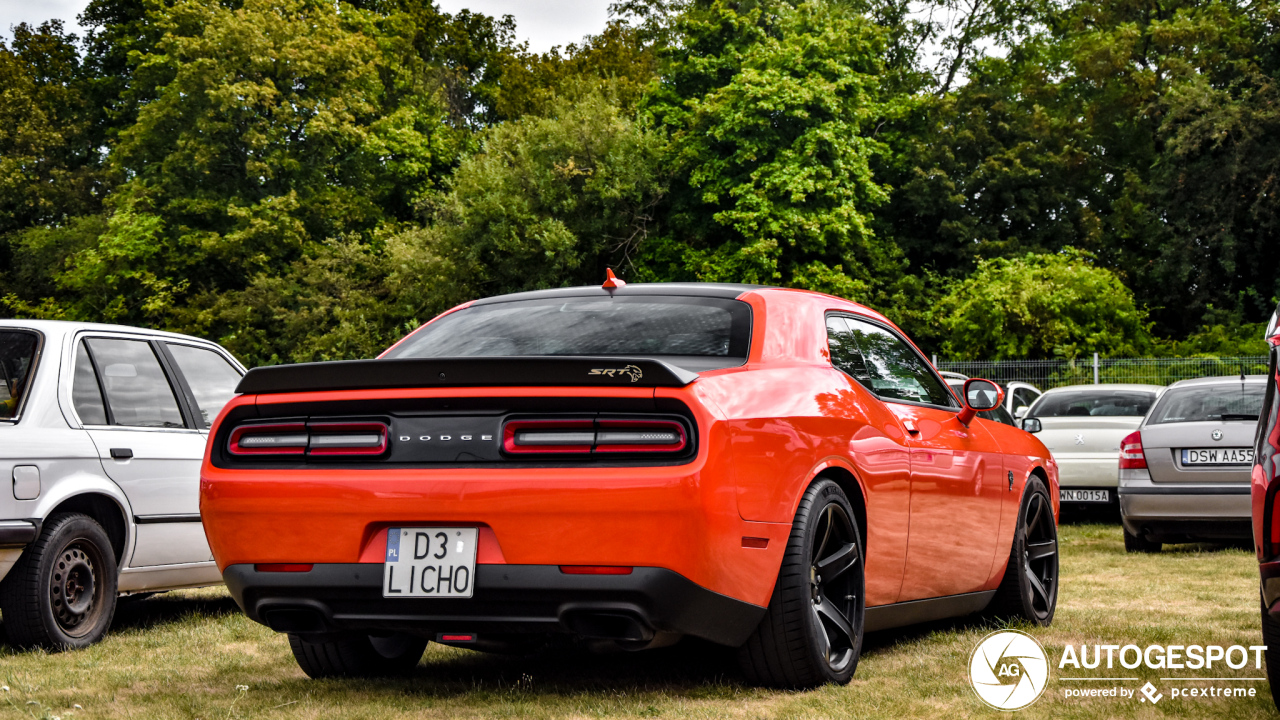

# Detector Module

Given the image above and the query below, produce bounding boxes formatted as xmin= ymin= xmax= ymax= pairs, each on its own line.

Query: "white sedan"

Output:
xmin=0 ymin=320 xmax=244 ymax=648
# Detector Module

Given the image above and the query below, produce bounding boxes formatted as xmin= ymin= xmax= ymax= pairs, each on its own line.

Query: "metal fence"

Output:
xmin=933 ymin=355 xmax=1270 ymax=390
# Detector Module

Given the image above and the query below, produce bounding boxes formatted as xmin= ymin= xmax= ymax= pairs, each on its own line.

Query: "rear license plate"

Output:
xmin=1180 ymin=448 xmax=1254 ymax=466
xmin=1060 ymin=489 xmax=1110 ymax=503
xmin=383 ymin=527 xmax=478 ymax=598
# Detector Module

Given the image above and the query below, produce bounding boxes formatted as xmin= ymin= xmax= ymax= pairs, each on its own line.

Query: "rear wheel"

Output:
xmin=986 ymin=476 xmax=1058 ymax=625
xmin=1123 ymin=527 xmax=1162 ymax=553
xmin=1262 ymin=603 xmax=1280 ymax=712
xmin=737 ymin=478 xmax=865 ymax=688
xmin=288 ymin=632 xmax=427 ymax=678
xmin=0 ymin=513 xmax=118 ymax=649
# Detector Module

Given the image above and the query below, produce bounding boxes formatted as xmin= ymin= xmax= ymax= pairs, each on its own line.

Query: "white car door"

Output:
xmin=71 ymin=334 xmax=212 ymax=567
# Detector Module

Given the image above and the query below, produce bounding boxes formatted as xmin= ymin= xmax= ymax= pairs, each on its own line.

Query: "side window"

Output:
xmin=166 ymin=344 xmax=242 ymax=429
xmin=72 ymin=341 xmax=108 ymax=425
xmin=837 ymin=316 xmax=957 ymax=407
xmin=826 ymin=315 xmax=870 ymax=379
xmin=84 ymin=338 xmax=186 ymax=429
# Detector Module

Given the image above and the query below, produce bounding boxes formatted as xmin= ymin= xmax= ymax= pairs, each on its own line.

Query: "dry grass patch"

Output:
xmin=0 ymin=524 xmax=1274 ymax=719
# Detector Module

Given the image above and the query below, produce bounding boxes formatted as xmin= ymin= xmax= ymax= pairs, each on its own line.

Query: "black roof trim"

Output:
xmin=468 ymin=283 xmax=768 ymax=306
xmin=236 ymin=357 xmax=700 ymax=395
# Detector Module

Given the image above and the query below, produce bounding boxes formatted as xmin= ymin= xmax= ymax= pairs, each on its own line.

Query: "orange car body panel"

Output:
xmin=200 ymin=287 xmax=1057 ymax=612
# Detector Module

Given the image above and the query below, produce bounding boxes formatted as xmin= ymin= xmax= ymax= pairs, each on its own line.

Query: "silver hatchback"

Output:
xmin=1118 ymin=375 xmax=1262 ymax=552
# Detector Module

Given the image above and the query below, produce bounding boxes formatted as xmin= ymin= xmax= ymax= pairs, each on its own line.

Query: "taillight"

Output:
xmin=307 ymin=422 xmax=388 ymax=456
xmin=1120 ymin=431 xmax=1146 ymax=469
xmin=503 ymin=420 xmax=595 ymax=454
xmin=227 ymin=421 xmax=388 ymax=457
xmin=229 ymin=423 xmax=308 ymax=455
xmin=594 ymin=420 xmax=686 ymax=453
xmin=502 ymin=418 xmax=688 ymax=455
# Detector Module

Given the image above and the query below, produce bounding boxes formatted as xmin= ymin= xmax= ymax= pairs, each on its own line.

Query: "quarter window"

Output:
xmin=0 ymin=331 xmax=39 ymax=421
xmin=84 ymin=338 xmax=186 ymax=428
xmin=826 ymin=315 xmax=956 ymax=407
xmin=166 ymin=344 xmax=242 ymax=428
xmin=72 ymin=341 xmax=107 ymax=425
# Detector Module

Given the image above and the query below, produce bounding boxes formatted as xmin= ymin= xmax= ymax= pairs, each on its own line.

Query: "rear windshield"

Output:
xmin=0 ymin=331 xmax=41 ymax=420
xmin=1147 ymin=383 xmax=1265 ymax=424
xmin=384 ymin=296 xmax=752 ymax=363
xmin=1031 ymin=390 xmax=1156 ymax=418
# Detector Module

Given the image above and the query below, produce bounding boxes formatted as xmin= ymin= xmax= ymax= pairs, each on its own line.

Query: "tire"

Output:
xmin=1123 ymin=527 xmax=1162 ymax=553
xmin=737 ymin=478 xmax=865 ymax=688
xmin=0 ymin=513 xmax=119 ymax=650
xmin=986 ymin=476 xmax=1058 ymax=625
xmin=1262 ymin=602 xmax=1280 ymax=712
xmin=288 ymin=632 xmax=428 ymax=678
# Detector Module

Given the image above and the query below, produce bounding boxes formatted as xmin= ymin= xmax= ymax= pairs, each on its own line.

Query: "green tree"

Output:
xmin=639 ymin=0 xmax=900 ymax=293
xmin=388 ymin=90 xmax=669 ymax=319
xmin=935 ymin=249 xmax=1151 ymax=359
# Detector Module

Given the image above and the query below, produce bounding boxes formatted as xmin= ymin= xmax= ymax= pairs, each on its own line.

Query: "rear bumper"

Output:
xmin=1055 ymin=458 xmax=1120 ymax=488
xmin=1120 ymin=484 xmax=1251 ymax=540
xmin=223 ymin=563 xmax=765 ymax=647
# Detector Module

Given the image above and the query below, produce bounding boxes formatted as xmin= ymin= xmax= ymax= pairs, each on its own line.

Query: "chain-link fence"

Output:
xmin=933 ymin=355 xmax=1270 ymax=390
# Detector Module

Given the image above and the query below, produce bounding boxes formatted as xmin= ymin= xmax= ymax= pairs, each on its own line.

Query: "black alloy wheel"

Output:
xmin=738 ymin=478 xmax=866 ymax=687
xmin=987 ymin=476 xmax=1059 ymax=625
xmin=0 ymin=513 xmax=119 ymax=649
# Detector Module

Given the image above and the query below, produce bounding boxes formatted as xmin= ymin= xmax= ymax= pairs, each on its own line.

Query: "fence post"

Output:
xmin=1093 ymin=352 xmax=1099 ymax=384
xmin=932 ymin=354 xmax=937 ymax=367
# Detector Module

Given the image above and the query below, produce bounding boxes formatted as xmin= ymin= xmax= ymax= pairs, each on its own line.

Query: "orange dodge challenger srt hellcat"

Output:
xmin=199 ymin=281 xmax=1059 ymax=688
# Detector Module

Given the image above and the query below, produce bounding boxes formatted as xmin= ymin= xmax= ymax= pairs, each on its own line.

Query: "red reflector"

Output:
xmin=558 ymin=565 xmax=634 ymax=575
xmin=255 ymin=563 xmax=313 ymax=572
xmin=742 ymin=537 xmax=769 ymax=549
xmin=438 ymin=633 xmax=476 ymax=643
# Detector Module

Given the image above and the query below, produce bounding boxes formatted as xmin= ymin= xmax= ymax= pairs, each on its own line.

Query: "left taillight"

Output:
xmin=1119 ymin=431 xmax=1146 ymax=469
xmin=227 ymin=421 xmax=388 ymax=457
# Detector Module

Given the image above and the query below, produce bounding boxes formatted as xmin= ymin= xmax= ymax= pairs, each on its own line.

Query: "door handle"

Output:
xmin=110 ymin=448 xmax=133 ymax=460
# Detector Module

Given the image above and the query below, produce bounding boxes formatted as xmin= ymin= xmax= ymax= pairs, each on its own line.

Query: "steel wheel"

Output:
xmin=50 ymin=539 xmax=109 ymax=638
xmin=808 ymin=503 xmax=863 ymax=673
xmin=1022 ymin=490 xmax=1058 ymax=622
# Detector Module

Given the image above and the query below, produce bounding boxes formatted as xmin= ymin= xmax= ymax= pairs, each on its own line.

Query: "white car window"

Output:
xmin=84 ymin=338 xmax=186 ymax=428
xmin=72 ymin=340 xmax=108 ymax=425
xmin=167 ymin=343 xmax=242 ymax=428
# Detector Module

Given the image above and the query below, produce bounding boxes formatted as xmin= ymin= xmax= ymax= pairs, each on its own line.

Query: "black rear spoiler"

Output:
xmin=235 ymin=356 xmax=700 ymax=395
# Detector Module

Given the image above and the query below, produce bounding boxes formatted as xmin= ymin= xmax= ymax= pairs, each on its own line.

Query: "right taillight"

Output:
xmin=1119 ymin=430 xmax=1146 ymax=469
xmin=501 ymin=418 xmax=689 ymax=456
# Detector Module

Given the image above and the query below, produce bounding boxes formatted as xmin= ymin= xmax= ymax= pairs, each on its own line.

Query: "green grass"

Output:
xmin=1 ymin=524 xmax=1275 ymax=719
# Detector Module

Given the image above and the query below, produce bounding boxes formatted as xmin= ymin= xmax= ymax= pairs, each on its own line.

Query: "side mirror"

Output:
xmin=956 ymin=378 xmax=1003 ymax=426
xmin=1022 ymin=418 xmax=1042 ymax=433
xmin=1014 ymin=406 xmax=1029 ymax=419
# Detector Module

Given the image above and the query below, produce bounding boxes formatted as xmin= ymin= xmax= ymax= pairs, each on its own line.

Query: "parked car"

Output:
xmin=0 ymin=320 xmax=245 ymax=649
xmin=1024 ymin=384 xmax=1164 ymax=508
xmin=201 ymin=281 xmax=1060 ymax=687
xmin=1118 ymin=376 xmax=1262 ymax=552
xmin=1254 ymin=307 xmax=1280 ymax=708
xmin=938 ymin=371 xmax=1042 ymax=422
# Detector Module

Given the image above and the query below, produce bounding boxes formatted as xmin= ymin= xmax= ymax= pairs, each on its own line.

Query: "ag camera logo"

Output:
xmin=969 ymin=630 xmax=1049 ymax=711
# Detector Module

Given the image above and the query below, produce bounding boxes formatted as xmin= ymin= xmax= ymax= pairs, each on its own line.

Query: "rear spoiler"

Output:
xmin=235 ymin=356 xmax=700 ymax=395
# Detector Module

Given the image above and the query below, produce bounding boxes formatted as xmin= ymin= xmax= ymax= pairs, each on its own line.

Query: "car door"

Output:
xmin=71 ymin=334 xmax=212 ymax=567
xmin=831 ymin=315 xmax=1005 ymax=601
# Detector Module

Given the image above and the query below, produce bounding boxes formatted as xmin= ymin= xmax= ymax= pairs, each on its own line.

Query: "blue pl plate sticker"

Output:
xmin=386 ymin=528 xmax=401 ymax=562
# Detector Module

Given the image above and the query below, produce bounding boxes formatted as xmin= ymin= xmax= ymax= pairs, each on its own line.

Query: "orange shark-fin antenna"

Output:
xmin=603 ymin=268 xmax=627 ymax=290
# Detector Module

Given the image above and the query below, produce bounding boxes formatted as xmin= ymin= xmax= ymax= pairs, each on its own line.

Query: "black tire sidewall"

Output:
xmin=793 ymin=479 xmax=865 ymax=684
xmin=35 ymin=512 xmax=118 ymax=648
xmin=1012 ymin=477 xmax=1057 ymax=626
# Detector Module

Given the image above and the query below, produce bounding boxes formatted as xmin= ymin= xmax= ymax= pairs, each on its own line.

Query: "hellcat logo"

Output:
xmin=589 ymin=364 xmax=643 ymax=382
